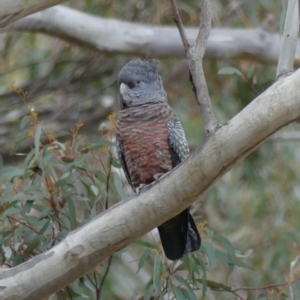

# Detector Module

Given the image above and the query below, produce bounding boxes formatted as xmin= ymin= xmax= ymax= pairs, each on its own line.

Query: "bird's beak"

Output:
xmin=120 ymin=83 xmax=129 ymax=96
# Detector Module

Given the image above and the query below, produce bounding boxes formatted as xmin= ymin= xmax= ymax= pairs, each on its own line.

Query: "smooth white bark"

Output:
xmin=0 ymin=0 xmax=69 ymax=27
xmin=277 ymin=0 xmax=299 ymax=77
xmin=0 ymin=67 xmax=300 ymax=300
xmin=2 ymin=5 xmax=300 ymax=65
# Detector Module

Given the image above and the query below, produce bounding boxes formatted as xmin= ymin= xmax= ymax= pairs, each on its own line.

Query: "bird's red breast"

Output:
xmin=117 ymin=102 xmax=174 ymax=188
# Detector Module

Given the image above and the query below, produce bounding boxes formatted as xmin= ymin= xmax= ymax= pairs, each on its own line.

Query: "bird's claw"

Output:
xmin=135 ymin=184 xmax=146 ymax=194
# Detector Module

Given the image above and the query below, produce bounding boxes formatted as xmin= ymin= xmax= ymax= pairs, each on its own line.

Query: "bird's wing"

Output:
xmin=167 ymin=110 xmax=190 ymax=166
xmin=158 ymin=109 xmax=201 ymax=260
xmin=116 ymin=139 xmax=134 ymax=190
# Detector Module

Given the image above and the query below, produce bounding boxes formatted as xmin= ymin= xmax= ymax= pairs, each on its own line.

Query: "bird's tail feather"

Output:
xmin=157 ymin=209 xmax=201 ymax=261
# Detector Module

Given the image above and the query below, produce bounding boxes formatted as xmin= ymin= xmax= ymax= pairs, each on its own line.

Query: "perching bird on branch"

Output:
xmin=116 ymin=59 xmax=201 ymax=261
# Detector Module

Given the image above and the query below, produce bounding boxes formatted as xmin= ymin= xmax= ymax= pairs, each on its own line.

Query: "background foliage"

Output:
xmin=1 ymin=0 xmax=300 ymax=299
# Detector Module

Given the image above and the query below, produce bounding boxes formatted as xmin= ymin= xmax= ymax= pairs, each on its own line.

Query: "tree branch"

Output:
xmin=2 ymin=6 xmax=300 ymax=65
xmin=171 ymin=0 xmax=219 ymax=136
xmin=0 ymin=0 xmax=69 ymax=27
xmin=187 ymin=0 xmax=219 ymax=136
xmin=276 ymin=0 xmax=299 ymax=79
xmin=1 ymin=67 xmax=300 ymax=300
xmin=170 ymin=0 xmax=190 ymax=51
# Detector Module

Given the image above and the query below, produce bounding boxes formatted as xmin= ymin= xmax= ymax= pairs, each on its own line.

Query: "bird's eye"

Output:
xmin=136 ymin=80 xmax=141 ymax=84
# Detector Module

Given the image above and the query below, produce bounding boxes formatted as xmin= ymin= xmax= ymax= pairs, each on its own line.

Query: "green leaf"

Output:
xmin=138 ymin=248 xmax=151 ymax=273
xmin=218 ymin=67 xmax=243 ymax=76
xmin=2 ymin=246 xmax=12 ymax=259
xmin=134 ymin=240 xmax=157 ymax=249
xmin=0 ymin=155 xmax=3 ymax=169
xmin=212 ymin=235 xmax=235 ymax=256
xmin=91 ymin=185 xmax=99 ymax=196
xmin=35 ymin=206 xmax=50 ymax=220
xmin=144 ymin=281 xmax=154 ymax=300
xmin=294 ymin=280 xmax=300 ymax=290
xmin=193 ymin=254 xmax=207 ymax=297
xmin=111 ymin=158 xmax=121 ymax=168
xmin=247 ymin=64 xmax=255 ymax=79
xmin=169 ymin=282 xmax=186 ymax=300
xmin=75 ymin=195 xmax=90 ymax=202
xmin=80 ymin=179 xmax=96 ymax=199
xmin=214 ymin=249 xmax=252 ymax=270
xmin=96 ymin=172 xmax=107 ymax=184
xmin=39 ymin=151 xmax=53 ymax=170
xmin=3 ymin=207 xmax=21 ymax=216
xmin=235 ymin=249 xmax=253 ymax=258
xmin=204 ymin=227 xmax=214 ymax=238
xmin=32 ymin=204 xmax=46 ymax=213
xmin=34 ymin=124 xmax=42 ymax=159
xmin=113 ymin=172 xmax=127 ymax=198
xmin=200 ymin=241 xmax=217 ymax=270
xmin=24 ymin=201 xmax=34 ymax=213
xmin=182 ymin=255 xmax=194 ymax=280
xmin=67 ymin=196 xmax=77 ymax=230
xmin=174 ymin=275 xmax=197 ymax=300
xmin=61 ymin=171 xmax=71 ymax=180
xmin=85 ymin=139 xmax=112 ymax=151
xmin=24 ymin=149 xmax=35 ymax=166
xmin=52 ymin=141 xmax=66 ymax=150
xmin=153 ymin=255 xmax=164 ymax=299
xmin=292 ymin=281 xmax=300 ymax=300
xmin=20 ymin=115 xmax=31 ymax=129
xmin=39 ymin=219 xmax=50 ymax=235
xmin=0 ymin=167 xmax=24 ymax=181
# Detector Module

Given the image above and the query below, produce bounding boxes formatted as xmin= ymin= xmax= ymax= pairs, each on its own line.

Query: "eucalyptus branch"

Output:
xmin=170 ymin=0 xmax=190 ymax=52
xmin=3 ymin=6 xmax=300 ymax=66
xmin=170 ymin=0 xmax=219 ymax=137
xmin=0 ymin=0 xmax=68 ymax=27
xmin=276 ymin=0 xmax=299 ymax=79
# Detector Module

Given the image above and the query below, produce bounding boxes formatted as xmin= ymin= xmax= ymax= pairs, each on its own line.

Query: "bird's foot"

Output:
xmin=153 ymin=172 xmax=164 ymax=181
xmin=135 ymin=184 xmax=147 ymax=194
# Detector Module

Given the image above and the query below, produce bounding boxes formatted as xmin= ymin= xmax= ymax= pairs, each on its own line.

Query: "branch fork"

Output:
xmin=171 ymin=0 xmax=219 ymax=137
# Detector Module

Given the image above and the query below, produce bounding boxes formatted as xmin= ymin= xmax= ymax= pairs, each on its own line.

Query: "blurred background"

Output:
xmin=1 ymin=0 xmax=300 ymax=299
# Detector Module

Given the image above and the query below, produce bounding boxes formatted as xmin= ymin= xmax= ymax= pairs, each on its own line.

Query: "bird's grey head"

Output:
xmin=118 ymin=59 xmax=167 ymax=109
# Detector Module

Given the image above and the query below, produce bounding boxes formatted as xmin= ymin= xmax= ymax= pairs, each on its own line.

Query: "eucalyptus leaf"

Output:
xmin=218 ymin=67 xmax=243 ymax=76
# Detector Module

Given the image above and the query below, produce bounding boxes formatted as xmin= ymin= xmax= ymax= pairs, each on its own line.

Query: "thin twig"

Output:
xmin=98 ymin=255 xmax=113 ymax=299
xmin=276 ymin=0 xmax=299 ymax=79
xmin=86 ymin=274 xmax=97 ymax=289
xmin=232 ymin=277 xmax=300 ymax=293
xmin=170 ymin=0 xmax=190 ymax=52
xmin=7 ymin=216 xmax=40 ymax=235
xmin=66 ymin=286 xmax=73 ymax=299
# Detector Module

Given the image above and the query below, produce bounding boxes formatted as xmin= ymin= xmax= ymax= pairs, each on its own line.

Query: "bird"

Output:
xmin=116 ymin=59 xmax=201 ymax=261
